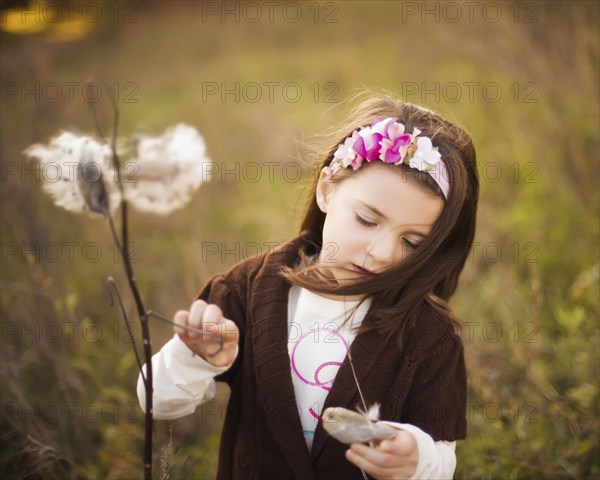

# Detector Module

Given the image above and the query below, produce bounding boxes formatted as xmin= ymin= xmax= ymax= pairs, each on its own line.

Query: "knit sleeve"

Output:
xmin=400 ymin=326 xmax=467 ymax=442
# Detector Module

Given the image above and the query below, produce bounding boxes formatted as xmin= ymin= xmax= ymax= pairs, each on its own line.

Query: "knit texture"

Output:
xmin=197 ymin=231 xmax=467 ymax=480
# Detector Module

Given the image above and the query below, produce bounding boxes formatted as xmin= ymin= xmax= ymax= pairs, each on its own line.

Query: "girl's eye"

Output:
xmin=355 ymin=214 xmax=376 ymax=227
xmin=403 ymin=238 xmax=419 ymax=250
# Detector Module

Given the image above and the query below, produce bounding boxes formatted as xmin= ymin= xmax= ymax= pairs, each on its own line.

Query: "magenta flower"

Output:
xmin=353 ymin=126 xmax=383 ymax=161
xmin=369 ymin=119 xmax=412 ymax=164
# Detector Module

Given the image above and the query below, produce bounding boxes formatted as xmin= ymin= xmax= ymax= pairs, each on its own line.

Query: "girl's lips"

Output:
xmin=351 ymin=264 xmax=375 ymax=276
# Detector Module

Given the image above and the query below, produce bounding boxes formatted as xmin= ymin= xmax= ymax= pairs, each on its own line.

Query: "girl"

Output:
xmin=138 ymin=92 xmax=479 ymax=479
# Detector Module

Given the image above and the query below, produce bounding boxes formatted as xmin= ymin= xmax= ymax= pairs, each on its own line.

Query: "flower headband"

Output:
xmin=328 ymin=117 xmax=450 ymax=199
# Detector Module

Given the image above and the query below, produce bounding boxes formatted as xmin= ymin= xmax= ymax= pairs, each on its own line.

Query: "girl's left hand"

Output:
xmin=345 ymin=429 xmax=418 ymax=480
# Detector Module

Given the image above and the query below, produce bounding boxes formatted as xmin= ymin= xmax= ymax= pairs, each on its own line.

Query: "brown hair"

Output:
xmin=280 ymin=90 xmax=479 ymax=343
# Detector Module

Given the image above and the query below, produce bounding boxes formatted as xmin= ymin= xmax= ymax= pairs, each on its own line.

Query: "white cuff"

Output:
xmin=137 ymin=334 xmax=238 ymax=420
xmin=378 ymin=421 xmax=456 ymax=480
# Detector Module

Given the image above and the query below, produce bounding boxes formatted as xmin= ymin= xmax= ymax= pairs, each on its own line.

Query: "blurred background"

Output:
xmin=1 ymin=1 xmax=598 ymax=478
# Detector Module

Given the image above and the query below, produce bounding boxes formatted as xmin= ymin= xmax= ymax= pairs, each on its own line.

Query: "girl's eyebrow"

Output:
xmin=358 ymin=200 xmax=430 ymax=238
xmin=359 ymin=200 xmax=387 ymax=219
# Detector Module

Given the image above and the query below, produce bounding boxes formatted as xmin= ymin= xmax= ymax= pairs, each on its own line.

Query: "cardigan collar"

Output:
xmin=248 ymin=231 xmax=400 ymax=478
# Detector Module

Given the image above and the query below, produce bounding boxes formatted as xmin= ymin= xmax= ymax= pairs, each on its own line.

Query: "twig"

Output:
xmin=146 ymin=310 xmax=225 ymax=358
xmin=112 ymin=112 xmax=154 ymax=480
xmin=346 ymin=345 xmax=369 ymax=480
xmin=107 ymin=277 xmax=144 ymax=378
xmin=160 ymin=425 xmax=174 ymax=480
xmin=146 ymin=310 xmax=204 ymax=335
xmin=88 ymin=89 xmax=154 ymax=480
xmin=347 ymin=347 xmax=368 ymax=413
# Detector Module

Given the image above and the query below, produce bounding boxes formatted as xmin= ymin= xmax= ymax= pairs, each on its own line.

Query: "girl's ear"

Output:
xmin=316 ymin=167 xmax=334 ymax=213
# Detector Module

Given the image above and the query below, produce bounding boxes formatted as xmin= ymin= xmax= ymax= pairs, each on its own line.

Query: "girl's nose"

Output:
xmin=366 ymin=230 xmax=400 ymax=267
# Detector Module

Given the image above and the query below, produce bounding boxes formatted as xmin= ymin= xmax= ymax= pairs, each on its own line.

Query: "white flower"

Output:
xmin=371 ymin=117 xmax=395 ymax=136
xmin=357 ymin=126 xmax=377 ymax=151
xmin=23 ymin=132 xmax=120 ymax=215
xmin=333 ymin=131 xmax=359 ymax=168
xmin=409 ymin=136 xmax=442 ymax=171
xmin=124 ymin=124 xmax=212 ymax=215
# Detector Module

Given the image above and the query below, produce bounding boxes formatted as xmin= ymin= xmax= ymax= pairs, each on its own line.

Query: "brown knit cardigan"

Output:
xmin=197 ymin=231 xmax=467 ymax=480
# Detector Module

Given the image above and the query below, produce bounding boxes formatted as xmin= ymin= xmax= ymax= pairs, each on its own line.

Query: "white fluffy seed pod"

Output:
xmin=321 ymin=405 xmax=397 ymax=444
xmin=123 ymin=124 xmax=213 ymax=215
xmin=24 ymin=132 xmax=120 ymax=216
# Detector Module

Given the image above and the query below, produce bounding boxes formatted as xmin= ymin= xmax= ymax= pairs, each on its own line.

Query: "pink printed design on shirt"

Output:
xmin=314 ymin=361 xmax=344 ymax=391
xmin=290 ymin=328 xmax=349 ymax=421
xmin=308 ymin=406 xmax=321 ymax=420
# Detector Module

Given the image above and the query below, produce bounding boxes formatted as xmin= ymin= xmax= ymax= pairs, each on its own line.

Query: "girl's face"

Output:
xmin=316 ymin=162 xmax=444 ymax=289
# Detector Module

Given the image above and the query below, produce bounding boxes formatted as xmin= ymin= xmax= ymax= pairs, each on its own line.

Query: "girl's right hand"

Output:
xmin=173 ymin=300 xmax=240 ymax=368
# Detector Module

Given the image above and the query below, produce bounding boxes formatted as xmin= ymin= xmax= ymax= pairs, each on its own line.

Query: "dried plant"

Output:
xmin=160 ymin=425 xmax=173 ymax=480
xmin=23 ymin=96 xmax=212 ymax=479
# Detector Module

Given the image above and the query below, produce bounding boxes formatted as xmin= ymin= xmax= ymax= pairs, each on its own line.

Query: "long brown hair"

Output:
xmin=280 ymin=91 xmax=479 ymax=343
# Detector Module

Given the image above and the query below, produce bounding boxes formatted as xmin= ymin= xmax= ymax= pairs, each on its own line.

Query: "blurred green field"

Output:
xmin=0 ymin=1 xmax=598 ymax=479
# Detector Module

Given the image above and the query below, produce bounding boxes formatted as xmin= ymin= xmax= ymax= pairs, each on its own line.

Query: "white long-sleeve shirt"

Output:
xmin=138 ymin=284 xmax=457 ymax=479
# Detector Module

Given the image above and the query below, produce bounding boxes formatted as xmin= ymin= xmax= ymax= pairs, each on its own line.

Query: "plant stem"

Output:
xmin=123 ymin=205 xmax=153 ymax=480
xmin=105 ymin=102 xmax=153 ymax=480
xmin=107 ymin=202 xmax=153 ymax=480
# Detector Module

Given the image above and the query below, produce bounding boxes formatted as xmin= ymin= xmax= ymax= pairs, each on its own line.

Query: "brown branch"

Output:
xmin=107 ymin=277 xmax=144 ymax=377
xmin=88 ymin=89 xmax=154 ymax=480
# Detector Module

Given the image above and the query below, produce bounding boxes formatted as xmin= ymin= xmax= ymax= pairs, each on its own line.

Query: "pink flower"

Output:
xmin=333 ymin=131 xmax=360 ymax=168
xmin=378 ymin=120 xmax=413 ymax=164
xmin=371 ymin=117 xmax=395 ymax=135
xmin=349 ymin=156 xmax=364 ymax=170
xmin=353 ymin=126 xmax=383 ymax=161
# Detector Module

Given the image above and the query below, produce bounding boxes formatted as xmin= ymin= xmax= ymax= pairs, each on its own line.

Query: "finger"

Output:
xmin=372 ymin=435 xmax=395 ymax=448
xmin=202 ymin=305 xmax=226 ymax=354
xmin=203 ymin=304 xmax=224 ymax=333
xmin=189 ymin=300 xmax=208 ymax=337
xmin=220 ymin=319 xmax=240 ymax=346
xmin=378 ymin=438 xmax=398 ymax=453
xmin=173 ymin=310 xmax=189 ymax=336
xmin=345 ymin=446 xmax=399 ymax=479
xmin=348 ymin=442 xmax=405 ymax=469
xmin=381 ymin=431 xmax=417 ymax=457
xmin=205 ymin=316 xmax=239 ymax=360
